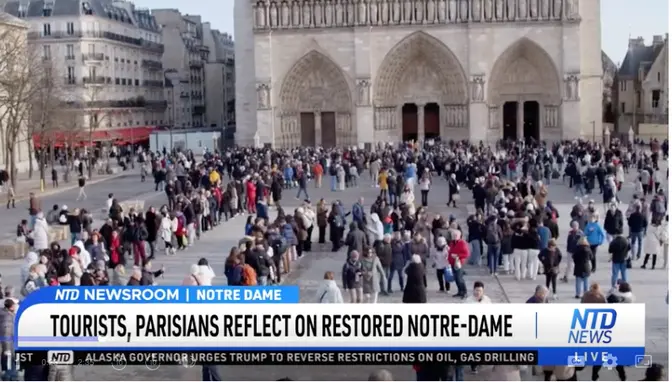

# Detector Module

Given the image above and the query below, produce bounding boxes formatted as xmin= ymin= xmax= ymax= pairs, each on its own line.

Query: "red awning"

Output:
xmin=33 ymin=126 xmax=156 ymax=148
xmin=107 ymin=126 xmax=155 ymax=144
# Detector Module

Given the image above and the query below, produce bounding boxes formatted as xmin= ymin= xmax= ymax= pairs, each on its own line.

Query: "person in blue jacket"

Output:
xmin=584 ymin=212 xmax=606 ymax=273
xmin=536 ymin=220 xmax=551 ymax=274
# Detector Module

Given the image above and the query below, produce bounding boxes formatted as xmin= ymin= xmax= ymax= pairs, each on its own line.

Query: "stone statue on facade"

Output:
xmin=414 ymin=0 xmax=424 ymax=23
xmin=471 ymin=76 xmax=485 ymax=102
xmin=314 ymin=0 xmax=324 ymax=26
xmin=347 ymin=0 xmax=356 ymax=24
xmin=302 ymin=1 xmax=312 ymax=26
xmin=483 ymin=0 xmax=492 ymax=20
xmin=518 ymin=0 xmax=527 ymax=20
xmin=564 ymin=75 xmax=579 ymax=101
xmin=358 ymin=0 xmax=368 ymax=25
xmin=392 ymin=0 xmax=401 ymax=23
xmin=506 ymin=0 xmax=515 ymax=20
xmin=471 ymin=0 xmax=481 ymax=21
xmin=255 ymin=1 xmax=267 ymax=28
xmin=448 ymin=0 xmax=457 ymax=21
xmin=459 ymin=0 xmax=468 ymax=21
xmin=552 ymin=0 xmax=562 ymax=19
xmin=370 ymin=0 xmax=379 ymax=24
xmin=540 ymin=0 xmax=549 ymax=19
xmin=325 ymin=0 xmax=334 ymax=26
xmin=257 ymin=84 xmax=270 ymax=110
xmin=427 ymin=0 xmax=436 ymax=23
xmin=403 ymin=0 xmax=412 ymax=23
xmin=281 ymin=1 xmax=290 ymax=26
xmin=357 ymin=80 xmax=370 ymax=106
xmin=437 ymin=0 xmax=446 ymax=21
xmin=494 ymin=0 xmax=503 ymax=20
xmin=292 ymin=0 xmax=301 ymax=26
xmin=529 ymin=0 xmax=538 ymax=18
xmin=566 ymin=0 xmax=577 ymax=19
xmin=335 ymin=0 xmax=344 ymax=25
xmin=269 ymin=2 xmax=278 ymax=27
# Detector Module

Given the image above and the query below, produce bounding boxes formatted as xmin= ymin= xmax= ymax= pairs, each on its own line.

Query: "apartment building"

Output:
xmin=617 ymin=35 xmax=669 ymax=133
xmin=202 ymin=23 xmax=235 ymax=128
xmin=1 ymin=0 xmax=167 ymax=143
xmin=153 ymin=9 xmax=208 ymax=129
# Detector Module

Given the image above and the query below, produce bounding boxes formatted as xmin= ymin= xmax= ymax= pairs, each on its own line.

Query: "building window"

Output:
xmin=43 ymin=24 xmax=51 ymax=36
xmin=66 ymin=44 xmax=74 ymax=59
xmin=66 ymin=22 xmax=74 ymax=35
xmin=115 ymin=78 xmax=120 ymax=85
xmin=127 ymin=78 xmax=132 ymax=86
xmin=621 ymin=102 xmax=625 ymax=113
xmin=121 ymin=78 xmax=126 ymax=85
xmin=652 ymin=90 xmax=661 ymax=108
xmin=42 ymin=45 xmax=51 ymax=59
xmin=66 ymin=66 xmax=75 ymax=84
xmin=135 ymin=79 xmax=139 ymax=86
xmin=658 ymin=72 xmax=661 ymax=82
xmin=636 ymin=91 xmax=641 ymax=108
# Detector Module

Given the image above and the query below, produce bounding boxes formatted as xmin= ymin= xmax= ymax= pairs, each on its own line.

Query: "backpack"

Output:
xmin=241 ymin=264 xmax=257 ymax=286
xmin=485 ymin=222 xmax=500 ymax=245
xmin=271 ymin=237 xmax=288 ymax=258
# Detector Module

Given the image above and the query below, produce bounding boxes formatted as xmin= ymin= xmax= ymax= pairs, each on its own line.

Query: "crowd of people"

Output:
xmin=0 ymin=138 xmax=667 ymax=381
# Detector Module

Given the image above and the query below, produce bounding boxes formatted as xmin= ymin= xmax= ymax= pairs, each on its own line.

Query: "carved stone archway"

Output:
xmin=373 ymin=31 xmax=469 ymax=137
xmin=488 ymin=38 xmax=562 ymax=138
xmin=278 ymin=50 xmax=353 ymax=148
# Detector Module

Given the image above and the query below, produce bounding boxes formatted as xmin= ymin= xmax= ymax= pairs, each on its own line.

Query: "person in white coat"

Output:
xmin=21 ymin=252 xmax=39 ymax=285
xmin=160 ymin=214 xmax=175 ymax=256
xmin=197 ymin=258 xmax=216 ymax=285
xmin=316 ymin=271 xmax=344 ymax=303
xmin=31 ymin=212 xmax=49 ymax=251
xmin=73 ymin=240 xmax=92 ymax=270
xmin=367 ymin=213 xmax=384 ymax=245
xmin=431 ymin=236 xmax=450 ymax=292
xmin=642 ymin=223 xmax=665 ymax=269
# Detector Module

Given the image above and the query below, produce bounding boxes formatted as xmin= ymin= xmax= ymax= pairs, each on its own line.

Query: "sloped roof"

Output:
xmin=602 ymin=51 xmax=617 ymax=75
xmin=0 ymin=10 xmax=27 ymax=27
xmin=1 ymin=0 xmax=159 ymax=31
xmin=619 ymin=43 xmax=665 ymax=77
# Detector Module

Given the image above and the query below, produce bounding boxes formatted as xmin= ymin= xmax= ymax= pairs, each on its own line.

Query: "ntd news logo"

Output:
xmin=568 ymin=308 xmax=617 ymax=344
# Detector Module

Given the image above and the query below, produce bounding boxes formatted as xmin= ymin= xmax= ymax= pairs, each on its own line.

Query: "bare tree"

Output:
xmin=80 ymin=84 xmax=112 ymax=179
xmin=26 ymin=53 xmax=67 ymax=185
xmin=0 ymin=25 xmax=33 ymax=189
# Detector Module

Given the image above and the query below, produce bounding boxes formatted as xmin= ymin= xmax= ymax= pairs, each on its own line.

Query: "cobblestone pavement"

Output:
xmin=3 ymin=163 xmax=126 ymax=202
xmin=1 ymin=163 xmax=667 ymax=380
xmin=0 ymin=170 xmax=159 ymax=241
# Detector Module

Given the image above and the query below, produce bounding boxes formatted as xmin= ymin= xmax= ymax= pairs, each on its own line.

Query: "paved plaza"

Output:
xmin=0 ymin=162 xmax=667 ymax=380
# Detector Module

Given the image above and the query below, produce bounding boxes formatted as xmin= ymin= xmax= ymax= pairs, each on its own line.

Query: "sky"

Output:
xmin=136 ymin=0 xmax=668 ymax=63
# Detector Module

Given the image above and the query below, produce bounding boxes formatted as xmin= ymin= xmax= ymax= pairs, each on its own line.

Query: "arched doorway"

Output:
xmin=402 ymin=103 xmax=418 ymax=141
xmin=488 ymin=38 xmax=562 ymax=141
xmin=373 ymin=31 xmax=469 ymax=141
xmin=278 ymin=50 xmax=353 ymax=148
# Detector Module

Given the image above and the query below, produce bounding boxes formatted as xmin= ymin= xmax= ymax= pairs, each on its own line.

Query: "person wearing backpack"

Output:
xmin=241 ymin=260 xmax=257 ymax=286
xmin=484 ymin=216 xmax=502 ymax=275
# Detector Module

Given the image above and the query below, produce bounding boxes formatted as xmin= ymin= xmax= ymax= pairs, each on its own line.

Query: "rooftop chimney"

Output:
xmin=629 ymin=36 xmax=645 ymax=49
xmin=653 ymin=35 xmax=664 ymax=46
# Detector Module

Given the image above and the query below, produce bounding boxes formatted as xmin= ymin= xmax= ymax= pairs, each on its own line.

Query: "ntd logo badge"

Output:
xmin=568 ymin=308 xmax=617 ymax=344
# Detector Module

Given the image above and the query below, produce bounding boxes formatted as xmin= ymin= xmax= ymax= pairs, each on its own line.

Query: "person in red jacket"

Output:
xmin=246 ymin=179 xmax=257 ymax=214
xmin=448 ymin=229 xmax=469 ymax=299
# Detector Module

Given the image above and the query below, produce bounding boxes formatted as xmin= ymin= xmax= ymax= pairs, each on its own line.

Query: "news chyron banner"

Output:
xmin=15 ymin=286 xmax=645 ymax=367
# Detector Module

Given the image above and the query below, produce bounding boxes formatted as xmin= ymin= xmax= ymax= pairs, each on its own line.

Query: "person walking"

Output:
xmin=403 ymin=254 xmax=427 ymax=303
xmin=538 ymin=239 xmax=562 ymax=300
xmin=584 ymin=212 xmax=606 ymax=273
xmin=572 ymin=237 xmax=593 ymax=299
xmin=642 ymin=223 xmax=665 ymax=270
xmin=360 ymin=247 xmax=386 ymax=304
xmin=342 ymin=250 xmax=363 ymax=303
xmin=5 ymin=184 xmax=14 ymax=209
xmin=419 ymin=173 xmax=431 ymax=207
xmin=76 ymin=173 xmax=87 ymax=201
xmin=431 ymin=236 xmax=450 ymax=292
